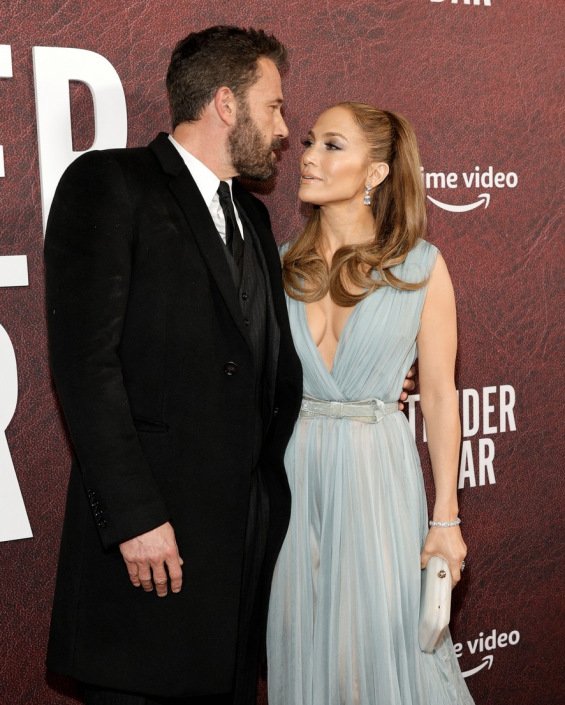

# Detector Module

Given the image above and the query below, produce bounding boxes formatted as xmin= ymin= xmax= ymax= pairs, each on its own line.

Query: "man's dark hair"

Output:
xmin=166 ymin=25 xmax=287 ymax=127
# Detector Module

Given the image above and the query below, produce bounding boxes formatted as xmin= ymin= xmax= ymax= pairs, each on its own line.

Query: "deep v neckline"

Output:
xmin=300 ymin=297 xmax=369 ymax=376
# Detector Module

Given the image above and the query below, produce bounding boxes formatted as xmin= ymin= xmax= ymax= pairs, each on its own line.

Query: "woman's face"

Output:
xmin=299 ymin=106 xmax=377 ymax=207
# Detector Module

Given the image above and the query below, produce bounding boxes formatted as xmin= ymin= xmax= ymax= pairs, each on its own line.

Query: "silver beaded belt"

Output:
xmin=299 ymin=396 xmax=398 ymax=423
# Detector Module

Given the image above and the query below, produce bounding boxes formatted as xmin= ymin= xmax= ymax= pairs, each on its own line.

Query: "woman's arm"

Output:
xmin=417 ymin=252 xmax=467 ymax=584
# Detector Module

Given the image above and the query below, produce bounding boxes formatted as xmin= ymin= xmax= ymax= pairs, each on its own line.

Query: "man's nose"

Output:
xmin=276 ymin=114 xmax=289 ymax=140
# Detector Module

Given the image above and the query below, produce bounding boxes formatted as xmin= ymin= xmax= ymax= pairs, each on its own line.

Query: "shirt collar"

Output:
xmin=168 ymin=134 xmax=233 ymax=207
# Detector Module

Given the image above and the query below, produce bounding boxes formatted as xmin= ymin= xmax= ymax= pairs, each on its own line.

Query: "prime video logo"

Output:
xmin=456 ymin=628 xmax=521 ymax=678
xmin=421 ymin=166 xmax=518 ymax=213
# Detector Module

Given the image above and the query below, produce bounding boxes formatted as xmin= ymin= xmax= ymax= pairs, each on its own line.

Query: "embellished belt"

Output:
xmin=299 ymin=396 xmax=399 ymax=423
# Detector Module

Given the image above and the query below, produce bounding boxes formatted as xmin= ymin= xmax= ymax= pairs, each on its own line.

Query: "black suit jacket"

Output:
xmin=45 ymin=133 xmax=302 ymax=700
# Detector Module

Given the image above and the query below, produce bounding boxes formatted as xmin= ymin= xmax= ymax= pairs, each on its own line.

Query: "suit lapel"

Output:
xmin=149 ymin=134 xmax=250 ymax=347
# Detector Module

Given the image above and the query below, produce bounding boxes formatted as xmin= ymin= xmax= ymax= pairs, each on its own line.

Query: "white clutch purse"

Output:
xmin=418 ymin=555 xmax=452 ymax=653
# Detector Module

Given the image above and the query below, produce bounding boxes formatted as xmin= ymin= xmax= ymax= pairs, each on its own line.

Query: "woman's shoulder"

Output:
xmin=278 ymin=239 xmax=295 ymax=260
xmin=411 ymin=238 xmax=439 ymax=260
xmin=394 ymin=238 xmax=440 ymax=282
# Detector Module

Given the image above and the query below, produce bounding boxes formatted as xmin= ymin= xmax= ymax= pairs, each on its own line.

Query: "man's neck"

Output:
xmin=172 ymin=122 xmax=237 ymax=180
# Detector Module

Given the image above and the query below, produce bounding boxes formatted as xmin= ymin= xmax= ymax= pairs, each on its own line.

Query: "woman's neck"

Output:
xmin=318 ymin=203 xmax=375 ymax=258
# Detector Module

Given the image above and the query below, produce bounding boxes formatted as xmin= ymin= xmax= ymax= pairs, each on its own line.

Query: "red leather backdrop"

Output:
xmin=0 ymin=1 xmax=563 ymax=703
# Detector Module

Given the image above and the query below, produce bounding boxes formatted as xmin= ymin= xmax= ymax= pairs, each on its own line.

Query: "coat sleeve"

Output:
xmin=44 ymin=150 xmax=170 ymax=549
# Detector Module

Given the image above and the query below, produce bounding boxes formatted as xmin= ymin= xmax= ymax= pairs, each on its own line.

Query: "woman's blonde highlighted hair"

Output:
xmin=282 ymin=102 xmax=427 ymax=306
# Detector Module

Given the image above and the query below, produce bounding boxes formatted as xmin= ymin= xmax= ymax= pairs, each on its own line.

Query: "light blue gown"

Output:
xmin=267 ymin=240 xmax=474 ymax=705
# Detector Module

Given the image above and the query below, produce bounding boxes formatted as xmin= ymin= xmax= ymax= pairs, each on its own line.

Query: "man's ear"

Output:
xmin=367 ymin=161 xmax=390 ymax=189
xmin=214 ymin=86 xmax=237 ymax=126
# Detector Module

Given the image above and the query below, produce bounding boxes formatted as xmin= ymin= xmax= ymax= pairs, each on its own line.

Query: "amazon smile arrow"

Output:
xmin=462 ymin=654 xmax=494 ymax=679
xmin=427 ymin=193 xmax=491 ymax=213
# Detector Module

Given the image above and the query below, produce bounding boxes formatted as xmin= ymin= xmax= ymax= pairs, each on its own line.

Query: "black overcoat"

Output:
xmin=44 ymin=133 xmax=302 ymax=700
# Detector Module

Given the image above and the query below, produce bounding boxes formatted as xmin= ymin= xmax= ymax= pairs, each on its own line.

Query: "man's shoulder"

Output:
xmin=70 ymin=142 xmax=156 ymax=173
xmin=60 ymin=137 xmax=170 ymax=196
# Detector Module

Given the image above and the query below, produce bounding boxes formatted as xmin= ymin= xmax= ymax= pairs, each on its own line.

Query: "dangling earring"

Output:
xmin=363 ymin=185 xmax=372 ymax=206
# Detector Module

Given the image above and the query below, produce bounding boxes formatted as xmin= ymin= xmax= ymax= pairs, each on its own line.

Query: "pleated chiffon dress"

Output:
xmin=267 ymin=240 xmax=474 ymax=705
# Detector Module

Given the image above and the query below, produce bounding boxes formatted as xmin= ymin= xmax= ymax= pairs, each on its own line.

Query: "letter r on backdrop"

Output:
xmin=33 ymin=47 xmax=128 ymax=234
xmin=0 ymin=324 xmax=33 ymax=542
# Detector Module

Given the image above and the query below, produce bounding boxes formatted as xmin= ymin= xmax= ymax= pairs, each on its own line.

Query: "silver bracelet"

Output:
xmin=429 ymin=517 xmax=461 ymax=528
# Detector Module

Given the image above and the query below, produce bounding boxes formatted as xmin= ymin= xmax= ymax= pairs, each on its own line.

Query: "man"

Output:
xmin=45 ymin=26 xmax=302 ymax=705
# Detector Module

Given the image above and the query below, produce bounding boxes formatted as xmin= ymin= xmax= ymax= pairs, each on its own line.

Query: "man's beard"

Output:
xmin=228 ymin=101 xmax=281 ymax=181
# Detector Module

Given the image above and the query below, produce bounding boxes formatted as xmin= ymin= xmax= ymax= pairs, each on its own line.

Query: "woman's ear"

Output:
xmin=214 ymin=86 xmax=237 ymax=126
xmin=367 ymin=161 xmax=390 ymax=189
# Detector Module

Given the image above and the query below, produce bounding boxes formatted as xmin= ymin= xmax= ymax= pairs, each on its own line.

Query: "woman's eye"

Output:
xmin=325 ymin=142 xmax=340 ymax=150
xmin=300 ymin=138 xmax=313 ymax=147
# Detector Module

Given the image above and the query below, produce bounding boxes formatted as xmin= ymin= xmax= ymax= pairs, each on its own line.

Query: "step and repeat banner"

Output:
xmin=0 ymin=1 xmax=562 ymax=703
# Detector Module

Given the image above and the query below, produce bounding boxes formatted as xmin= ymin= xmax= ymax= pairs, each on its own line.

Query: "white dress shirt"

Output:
xmin=168 ymin=135 xmax=244 ymax=244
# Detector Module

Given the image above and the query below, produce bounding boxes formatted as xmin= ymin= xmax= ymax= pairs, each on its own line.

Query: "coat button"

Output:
xmin=241 ymin=291 xmax=248 ymax=301
xmin=273 ymin=406 xmax=280 ymax=417
xmin=243 ymin=318 xmax=250 ymax=327
xmin=223 ymin=361 xmax=238 ymax=376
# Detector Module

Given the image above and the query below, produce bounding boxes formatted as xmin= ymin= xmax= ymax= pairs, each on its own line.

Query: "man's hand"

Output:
xmin=398 ymin=364 xmax=417 ymax=410
xmin=119 ymin=521 xmax=183 ymax=597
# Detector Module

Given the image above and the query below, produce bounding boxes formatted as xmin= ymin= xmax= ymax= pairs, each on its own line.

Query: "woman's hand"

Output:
xmin=398 ymin=364 xmax=417 ymax=410
xmin=420 ymin=526 xmax=467 ymax=586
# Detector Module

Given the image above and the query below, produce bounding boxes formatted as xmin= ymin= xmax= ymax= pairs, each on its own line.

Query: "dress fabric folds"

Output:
xmin=267 ymin=240 xmax=474 ymax=705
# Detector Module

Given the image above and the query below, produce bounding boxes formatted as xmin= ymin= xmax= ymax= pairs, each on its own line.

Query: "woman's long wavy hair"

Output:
xmin=282 ymin=102 xmax=427 ymax=306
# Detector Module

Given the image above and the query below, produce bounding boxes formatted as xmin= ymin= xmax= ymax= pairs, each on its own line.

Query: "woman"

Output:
xmin=267 ymin=103 xmax=474 ymax=705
